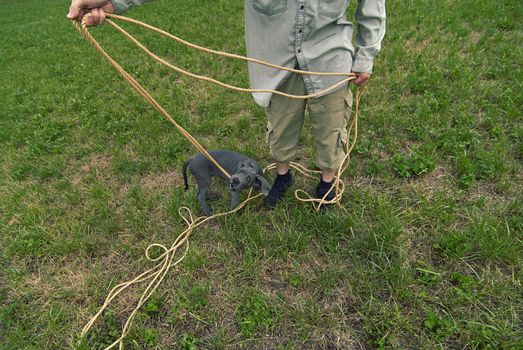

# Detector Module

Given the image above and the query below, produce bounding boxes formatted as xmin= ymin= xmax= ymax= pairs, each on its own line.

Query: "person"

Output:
xmin=67 ymin=0 xmax=386 ymax=209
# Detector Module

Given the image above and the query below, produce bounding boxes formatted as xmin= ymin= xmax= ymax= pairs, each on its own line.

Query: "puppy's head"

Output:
xmin=229 ymin=160 xmax=271 ymax=196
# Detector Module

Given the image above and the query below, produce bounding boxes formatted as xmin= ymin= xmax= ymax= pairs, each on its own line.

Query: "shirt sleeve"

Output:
xmin=352 ymin=0 xmax=386 ymax=73
xmin=110 ymin=0 xmax=155 ymax=14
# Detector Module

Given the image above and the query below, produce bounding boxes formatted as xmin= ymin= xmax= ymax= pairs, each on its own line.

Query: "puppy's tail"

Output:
xmin=182 ymin=160 xmax=190 ymax=190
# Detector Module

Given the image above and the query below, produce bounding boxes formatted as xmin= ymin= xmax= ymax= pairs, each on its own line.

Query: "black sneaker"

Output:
xmin=264 ymin=171 xmax=292 ymax=209
xmin=315 ymin=178 xmax=335 ymax=202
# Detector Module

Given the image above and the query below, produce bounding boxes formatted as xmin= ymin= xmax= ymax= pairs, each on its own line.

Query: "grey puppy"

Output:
xmin=182 ymin=150 xmax=271 ymax=216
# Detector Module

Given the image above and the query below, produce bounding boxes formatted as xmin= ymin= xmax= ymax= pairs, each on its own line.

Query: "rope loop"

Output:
xmin=144 ymin=243 xmax=169 ymax=262
xmin=178 ymin=206 xmax=195 ymax=227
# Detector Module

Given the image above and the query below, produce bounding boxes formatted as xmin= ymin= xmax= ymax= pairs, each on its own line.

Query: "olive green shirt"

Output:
xmin=110 ymin=0 xmax=386 ymax=106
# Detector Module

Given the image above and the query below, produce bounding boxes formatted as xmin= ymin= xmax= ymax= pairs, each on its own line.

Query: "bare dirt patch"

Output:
xmin=408 ymin=163 xmax=453 ymax=194
xmin=405 ymin=38 xmax=432 ymax=54
xmin=140 ymin=170 xmax=183 ymax=193
xmin=70 ymin=153 xmax=113 ymax=186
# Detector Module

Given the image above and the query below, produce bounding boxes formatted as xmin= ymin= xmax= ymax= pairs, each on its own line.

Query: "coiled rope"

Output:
xmin=73 ymin=14 xmax=362 ymax=349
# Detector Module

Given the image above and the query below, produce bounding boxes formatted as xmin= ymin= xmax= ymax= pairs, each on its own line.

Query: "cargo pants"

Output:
xmin=265 ymin=73 xmax=353 ymax=171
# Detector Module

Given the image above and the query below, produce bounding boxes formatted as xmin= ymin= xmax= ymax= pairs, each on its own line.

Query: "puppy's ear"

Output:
xmin=256 ymin=175 xmax=271 ymax=196
xmin=239 ymin=159 xmax=258 ymax=170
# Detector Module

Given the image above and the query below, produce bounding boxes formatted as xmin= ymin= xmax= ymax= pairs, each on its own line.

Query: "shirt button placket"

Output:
xmin=295 ymin=1 xmax=312 ymax=91
xmin=296 ymin=2 xmax=306 ymax=58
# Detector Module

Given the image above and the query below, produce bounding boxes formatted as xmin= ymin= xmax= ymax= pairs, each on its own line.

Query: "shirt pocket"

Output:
xmin=252 ymin=0 xmax=288 ymax=16
xmin=318 ymin=0 xmax=346 ymax=19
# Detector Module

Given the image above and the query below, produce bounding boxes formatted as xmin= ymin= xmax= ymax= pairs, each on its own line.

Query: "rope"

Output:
xmin=72 ymin=20 xmax=232 ymax=179
xmin=80 ymin=194 xmax=262 ymax=350
xmin=73 ymin=14 xmax=363 ymax=349
xmin=107 ymin=14 xmax=357 ymax=76
xmin=106 ymin=18 xmax=356 ymax=99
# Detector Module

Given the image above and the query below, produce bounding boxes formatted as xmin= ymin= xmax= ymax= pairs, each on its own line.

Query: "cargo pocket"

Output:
xmin=338 ymin=93 xmax=352 ymax=153
xmin=252 ymin=0 xmax=288 ymax=16
xmin=344 ymin=90 xmax=353 ymax=110
xmin=337 ymin=128 xmax=348 ymax=153
xmin=265 ymin=120 xmax=274 ymax=145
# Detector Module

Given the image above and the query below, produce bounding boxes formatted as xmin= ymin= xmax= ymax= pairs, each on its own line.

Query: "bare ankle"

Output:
xmin=276 ymin=162 xmax=290 ymax=176
xmin=321 ymin=170 xmax=335 ymax=183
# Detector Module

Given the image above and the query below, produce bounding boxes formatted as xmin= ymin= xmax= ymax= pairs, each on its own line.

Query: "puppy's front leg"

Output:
xmin=229 ymin=189 xmax=240 ymax=210
xmin=197 ymin=186 xmax=213 ymax=216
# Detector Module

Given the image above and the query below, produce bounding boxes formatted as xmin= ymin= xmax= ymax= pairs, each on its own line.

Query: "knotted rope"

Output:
xmin=73 ymin=14 xmax=363 ymax=349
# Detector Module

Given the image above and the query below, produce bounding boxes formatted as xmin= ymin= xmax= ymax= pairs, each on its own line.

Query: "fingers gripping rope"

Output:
xmin=73 ymin=14 xmax=363 ymax=349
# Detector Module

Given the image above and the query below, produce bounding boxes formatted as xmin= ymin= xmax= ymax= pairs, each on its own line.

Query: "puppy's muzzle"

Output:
xmin=230 ymin=177 xmax=241 ymax=192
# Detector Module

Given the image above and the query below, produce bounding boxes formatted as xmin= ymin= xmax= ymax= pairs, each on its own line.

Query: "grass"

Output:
xmin=0 ymin=0 xmax=522 ymax=349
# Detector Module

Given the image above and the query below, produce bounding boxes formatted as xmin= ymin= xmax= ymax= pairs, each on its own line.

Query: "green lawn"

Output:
xmin=1 ymin=0 xmax=522 ymax=349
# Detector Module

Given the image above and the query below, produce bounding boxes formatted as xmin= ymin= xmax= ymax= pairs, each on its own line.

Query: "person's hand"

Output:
xmin=352 ymin=72 xmax=370 ymax=86
xmin=67 ymin=0 xmax=115 ymax=26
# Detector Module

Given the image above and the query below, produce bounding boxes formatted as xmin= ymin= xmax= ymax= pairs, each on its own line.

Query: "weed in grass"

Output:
xmin=179 ymin=333 xmax=201 ymax=350
xmin=287 ymin=274 xmax=303 ymax=288
xmin=140 ymin=328 xmax=159 ymax=347
xmin=433 ymin=230 xmax=473 ymax=259
xmin=366 ymin=154 xmax=387 ymax=176
xmin=236 ymin=290 xmax=277 ymax=338
xmin=392 ymin=148 xmax=436 ymax=178
xmin=83 ymin=310 xmax=120 ymax=349
xmin=456 ymin=153 xmax=477 ymax=188
xmin=276 ymin=342 xmax=296 ymax=350
xmin=449 ymin=272 xmax=476 ymax=298
xmin=416 ymin=261 xmax=443 ymax=287
xmin=184 ymin=284 xmax=210 ymax=312
xmin=142 ymin=295 xmax=163 ymax=316
xmin=424 ymin=310 xmax=458 ymax=341
xmin=438 ymin=127 xmax=480 ymax=156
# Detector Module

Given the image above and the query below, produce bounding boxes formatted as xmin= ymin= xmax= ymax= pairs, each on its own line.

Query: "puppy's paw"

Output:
xmin=203 ymin=208 xmax=214 ymax=217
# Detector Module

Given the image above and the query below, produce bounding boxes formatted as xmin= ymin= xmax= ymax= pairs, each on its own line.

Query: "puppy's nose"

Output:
xmin=232 ymin=178 xmax=240 ymax=185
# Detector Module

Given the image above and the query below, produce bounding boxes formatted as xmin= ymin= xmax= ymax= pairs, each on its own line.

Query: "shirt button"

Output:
xmin=298 ymin=29 xmax=303 ymax=34
xmin=297 ymin=49 xmax=302 ymax=53
xmin=300 ymin=5 xmax=305 ymax=10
